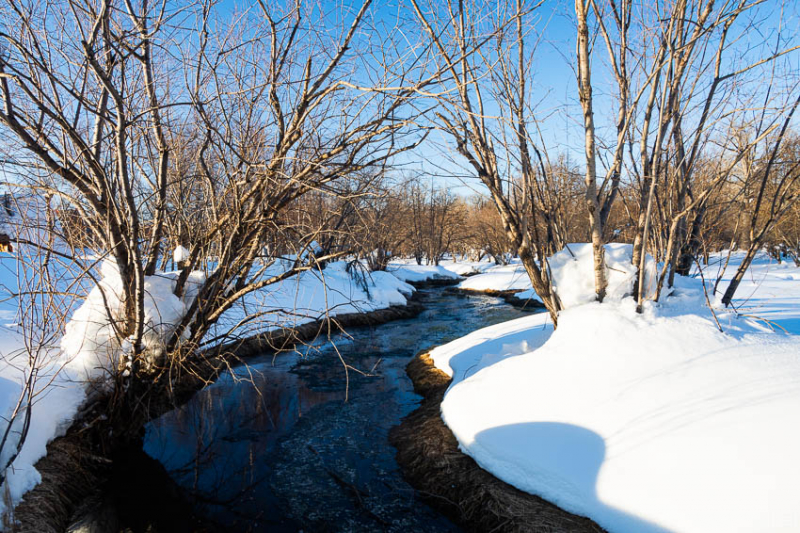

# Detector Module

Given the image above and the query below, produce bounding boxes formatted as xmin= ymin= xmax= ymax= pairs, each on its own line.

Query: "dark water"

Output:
xmin=143 ymin=288 xmax=536 ymax=532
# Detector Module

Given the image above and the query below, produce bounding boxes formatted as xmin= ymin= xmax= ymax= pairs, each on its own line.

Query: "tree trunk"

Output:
xmin=575 ymin=0 xmax=607 ymax=302
xmin=720 ymin=243 xmax=758 ymax=307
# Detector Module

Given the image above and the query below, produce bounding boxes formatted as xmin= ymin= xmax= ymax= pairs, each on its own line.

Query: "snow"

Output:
xmin=430 ymin=247 xmax=800 ymax=533
xmin=506 ymin=288 xmax=540 ymax=305
xmin=61 ymin=260 xmax=206 ymax=378
xmin=0 ymin=359 xmax=85 ymax=515
xmin=173 ymin=245 xmax=190 ymax=264
xmin=212 ymin=261 xmax=414 ymax=340
xmin=0 ymin=252 xmax=86 ymax=518
xmin=62 ymin=258 xmax=416 ymax=376
xmin=704 ymin=251 xmax=800 ymax=335
xmin=456 ymin=244 xmax=655 ymax=309
xmin=549 ymin=243 xmax=656 ymax=308
xmin=456 ymin=260 xmax=532 ymax=292
xmin=386 ymin=257 xmax=503 ymax=282
xmin=429 ymin=312 xmax=553 ymax=380
xmin=439 ymin=259 xmax=496 ymax=276
xmin=386 ymin=261 xmax=462 ymax=283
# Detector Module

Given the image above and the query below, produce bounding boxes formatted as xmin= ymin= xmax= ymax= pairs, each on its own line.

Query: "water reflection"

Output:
xmin=144 ymin=288 xmax=536 ymax=531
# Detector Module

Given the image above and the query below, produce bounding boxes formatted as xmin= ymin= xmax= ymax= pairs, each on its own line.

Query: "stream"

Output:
xmin=141 ymin=287 xmax=537 ymax=532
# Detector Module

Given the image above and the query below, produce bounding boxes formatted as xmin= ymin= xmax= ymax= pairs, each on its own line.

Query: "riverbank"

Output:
xmin=140 ymin=287 xmax=528 ymax=530
xmin=12 ymin=296 xmax=426 ymax=532
xmin=413 ymin=248 xmax=800 ymax=532
xmin=389 ymin=352 xmax=604 ymax=533
xmin=451 ymin=287 xmax=544 ymax=310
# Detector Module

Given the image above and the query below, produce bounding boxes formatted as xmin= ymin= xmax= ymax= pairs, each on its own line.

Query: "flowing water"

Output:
xmin=142 ymin=287 xmax=538 ymax=532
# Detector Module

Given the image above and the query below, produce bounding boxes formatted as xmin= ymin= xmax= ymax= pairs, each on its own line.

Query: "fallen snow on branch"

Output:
xmin=430 ymin=247 xmax=800 ymax=533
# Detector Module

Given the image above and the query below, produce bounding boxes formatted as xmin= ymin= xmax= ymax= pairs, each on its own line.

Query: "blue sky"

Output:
xmin=2 ymin=0 xmax=798 ymax=197
xmin=381 ymin=0 xmax=800 ymax=196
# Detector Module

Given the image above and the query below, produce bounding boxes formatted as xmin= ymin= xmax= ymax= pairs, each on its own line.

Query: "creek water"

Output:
xmin=142 ymin=287 xmax=537 ymax=532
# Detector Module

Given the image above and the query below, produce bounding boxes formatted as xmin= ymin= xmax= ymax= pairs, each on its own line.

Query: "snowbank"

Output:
xmin=430 ymin=250 xmax=800 ymax=532
xmin=61 ymin=260 xmax=205 ymax=378
xmin=0 ymin=356 xmax=85 ymax=515
xmin=61 ymin=258 xmax=416 ymax=377
xmin=438 ymin=259 xmax=496 ymax=277
xmin=386 ymin=261 xmax=462 ymax=283
xmin=457 ymin=261 xmax=532 ymax=292
xmin=213 ymin=261 xmax=414 ymax=340
xmin=386 ymin=258 xmax=498 ymax=281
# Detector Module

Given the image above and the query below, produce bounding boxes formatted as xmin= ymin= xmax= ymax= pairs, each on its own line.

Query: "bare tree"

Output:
xmin=721 ymin=120 xmax=800 ymax=306
xmin=0 ymin=0 xmax=436 ymax=407
xmin=575 ymin=0 xmax=799 ymax=312
xmin=410 ymin=0 xmax=565 ymax=324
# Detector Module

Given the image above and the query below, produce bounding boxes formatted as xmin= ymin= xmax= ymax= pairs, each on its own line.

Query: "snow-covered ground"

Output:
xmin=211 ymin=260 xmax=414 ymax=341
xmin=429 ymin=247 xmax=800 ymax=533
xmin=705 ymin=251 xmax=800 ymax=335
xmin=387 ymin=257 xmax=498 ymax=282
xmin=0 ymin=253 xmax=87 ymax=516
xmin=457 ymin=260 xmax=532 ymax=292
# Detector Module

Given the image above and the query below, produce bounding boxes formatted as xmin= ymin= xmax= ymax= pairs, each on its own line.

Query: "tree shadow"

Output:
xmin=474 ymin=422 xmax=673 ymax=533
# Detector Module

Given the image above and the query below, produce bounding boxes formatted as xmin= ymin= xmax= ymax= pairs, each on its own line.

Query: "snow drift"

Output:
xmin=61 ymin=259 xmax=205 ymax=378
xmin=430 ymin=248 xmax=800 ymax=533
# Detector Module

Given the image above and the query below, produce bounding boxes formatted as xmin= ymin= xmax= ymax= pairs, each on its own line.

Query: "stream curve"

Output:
xmin=142 ymin=287 xmax=537 ymax=532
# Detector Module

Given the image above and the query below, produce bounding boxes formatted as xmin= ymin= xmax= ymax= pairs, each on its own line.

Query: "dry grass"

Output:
xmin=12 ymin=436 xmax=110 ymax=533
xmin=390 ymin=353 xmax=605 ymax=533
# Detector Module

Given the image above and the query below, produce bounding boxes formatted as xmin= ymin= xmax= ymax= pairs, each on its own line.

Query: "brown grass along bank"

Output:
xmin=389 ymin=352 xmax=604 ymax=533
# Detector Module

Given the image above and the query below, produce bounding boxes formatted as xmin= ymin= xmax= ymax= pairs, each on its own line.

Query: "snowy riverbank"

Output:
xmin=425 ymin=248 xmax=800 ymax=532
xmin=0 ymin=255 xmax=425 ymax=519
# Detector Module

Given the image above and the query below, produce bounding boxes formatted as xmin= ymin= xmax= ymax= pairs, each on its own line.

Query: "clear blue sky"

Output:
xmin=2 ymin=0 xmax=798 ymax=198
